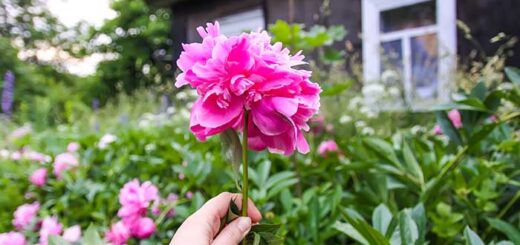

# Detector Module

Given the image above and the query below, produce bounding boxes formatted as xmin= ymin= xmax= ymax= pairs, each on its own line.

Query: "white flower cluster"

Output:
xmin=0 ymin=148 xmax=51 ymax=163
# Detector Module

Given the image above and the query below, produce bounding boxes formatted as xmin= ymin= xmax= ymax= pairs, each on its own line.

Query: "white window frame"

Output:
xmin=216 ymin=8 xmax=265 ymax=37
xmin=362 ymin=0 xmax=457 ymax=109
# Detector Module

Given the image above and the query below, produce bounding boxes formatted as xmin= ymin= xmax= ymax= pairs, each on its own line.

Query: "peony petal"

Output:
xmin=296 ymin=131 xmax=310 ymax=154
xmin=196 ymin=94 xmax=243 ymax=128
xmin=251 ymin=100 xmax=291 ymax=136
xmin=270 ymin=97 xmax=299 ymax=117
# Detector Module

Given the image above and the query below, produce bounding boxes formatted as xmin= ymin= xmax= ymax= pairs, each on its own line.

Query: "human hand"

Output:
xmin=170 ymin=192 xmax=262 ymax=245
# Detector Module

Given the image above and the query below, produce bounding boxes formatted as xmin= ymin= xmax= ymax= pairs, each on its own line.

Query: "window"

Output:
xmin=362 ymin=0 xmax=456 ymax=109
xmin=216 ymin=8 xmax=265 ymax=36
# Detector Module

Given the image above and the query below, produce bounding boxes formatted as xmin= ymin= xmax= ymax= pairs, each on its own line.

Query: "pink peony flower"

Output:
xmin=310 ymin=115 xmax=325 ymax=135
xmin=117 ymin=180 xmax=158 ymax=221
xmin=39 ymin=217 xmax=62 ymax=245
xmin=11 ymin=151 xmax=22 ymax=161
xmin=317 ymin=140 xmax=339 ymax=157
xmin=448 ymin=109 xmax=462 ymax=128
xmin=62 ymin=225 xmax=81 ymax=242
xmin=29 ymin=168 xmax=47 ymax=187
xmin=0 ymin=232 xmax=27 ymax=245
xmin=12 ymin=203 xmax=39 ymax=230
xmin=53 ymin=153 xmax=79 ymax=177
xmin=26 ymin=151 xmax=51 ymax=163
xmin=127 ymin=217 xmax=156 ymax=239
xmin=106 ymin=221 xmax=130 ymax=245
xmin=185 ymin=191 xmax=193 ymax=199
xmin=9 ymin=125 xmax=32 ymax=141
xmin=176 ymin=21 xmax=321 ymax=156
xmin=433 ymin=125 xmax=443 ymax=135
xmin=151 ymin=200 xmax=161 ymax=216
xmin=67 ymin=142 xmax=80 ymax=152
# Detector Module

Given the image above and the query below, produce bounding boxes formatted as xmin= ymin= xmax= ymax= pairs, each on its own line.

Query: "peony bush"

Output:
xmin=0 ymin=21 xmax=519 ymax=245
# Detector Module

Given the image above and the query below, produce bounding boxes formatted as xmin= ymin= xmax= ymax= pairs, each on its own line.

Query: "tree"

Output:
xmin=85 ymin=0 xmax=173 ymax=98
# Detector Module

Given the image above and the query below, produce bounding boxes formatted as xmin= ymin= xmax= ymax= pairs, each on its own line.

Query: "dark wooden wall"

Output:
xmin=457 ymin=0 xmax=520 ymax=67
xmin=170 ymin=0 xmax=519 ymax=68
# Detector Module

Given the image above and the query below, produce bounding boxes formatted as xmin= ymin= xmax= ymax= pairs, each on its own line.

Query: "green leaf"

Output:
xmin=309 ymin=195 xmax=320 ymax=243
xmin=251 ymin=224 xmax=281 ymax=233
xmin=48 ymin=235 xmax=69 ymax=245
xmin=470 ymin=82 xmax=487 ymax=100
xmin=464 ymin=226 xmax=485 ymax=245
xmin=469 ymin=122 xmax=499 ymax=148
xmin=372 ymin=204 xmax=392 ymax=234
xmin=247 ymin=223 xmax=284 ymax=245
xmin=321 ymin=81 xmax=352 ymax=97
xmin=334 ymin=221 xmax=369 ymax=245
xmin=486 ymin=218 xmax=520 ymax=244
xmin=435 ymin=111 xmax=463 ymax=145
xmin=220 ymin=130 xmax=242 ymax=177
xmin=321 ymin=48 xmax=345 ymax=64
xmin=252 ymin=233 xmax=261 ymax=245
xmin=411 ymin=203 xmax=426 ymax=245
xmin=505 ymin=67 xmax=520 ymax=85
xmin=399 ymin=211 xmax=418 ymax=245
xmin=402 ymin=142 xmax=424 ymax=187
xmin=82 ymin=225 xmax=105 ymax=245
xmin=432 ymin=101 xmax=490 ymax=112
xmin=340 ymin=209 xmax=390 ymax=245
xmin=363 ymin=138 xmax=402 ymax=168
xmin=327 ymin=25 xmax=348 ymax=41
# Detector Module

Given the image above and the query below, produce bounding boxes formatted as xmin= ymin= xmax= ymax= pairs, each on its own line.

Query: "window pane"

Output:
xmin=380 ymin=1 xmax=436 ymax=33
xmin=411 ymin=33 xmax=438 ymax=99
xmin=381 ymin=40 xmax=403 ymax=81
xmin=216 ymin=8 xmax=265 ymax=36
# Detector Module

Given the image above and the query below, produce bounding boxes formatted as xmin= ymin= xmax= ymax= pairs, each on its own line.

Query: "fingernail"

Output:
xmin=237 ymin=217 xmax=251 ymax=232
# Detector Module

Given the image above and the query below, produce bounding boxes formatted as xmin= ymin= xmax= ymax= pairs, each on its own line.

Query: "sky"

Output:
xmin=46 ymin=0 xmax=117 ymax=76
xmin=47 ymin=0 xmax=116 ymax=28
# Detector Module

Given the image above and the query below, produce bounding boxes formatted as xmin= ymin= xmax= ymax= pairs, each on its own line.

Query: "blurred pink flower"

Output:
xmin=433 ymin=125 xmax=443 ymax=135
xmin=167 ymin=193 xmax=179 ymax=202
xmin=185 ymin=191 xmax=193 ymax=199
xmin=178 ymin=173 xmax=185 ymax=180
xmin=67 ymin=142 xmax=80 ymax=152
xmin=11 ymin=151 xmax=22 ymax=161
xmin=39 ymin=217 xmax=62 ymax=245
xmin=166 ymin=194 xmax=179 ymax=217
xmin=489 ymin=115 xmax=497 ymax=122
xmin=106 ymin=221 xmax=130 ymax=245
xmin=117 ymin=180 xmax=158 ymax=221
xmin=29 ymin=168 xmax=47 ymax=187
xmin=151 ymin=200 xmax=161 ymax=216
xmin=129 ymin=217 xmax=156 ymax=239
xmin=26 ymin=151 xmax=51 ymax=163
xmin=448 ymin=109 xmax=463 ymax=128
xmin=0 ymin=232 xmax=26 ymax=245
xmin=176 ymin=21 xmax=320 ymax=156
xmin=12 ymin=202 xmax=39 ymax=230
xmin=62 ymin=225 xmax=81 ymax=242
xmin=310 ymin=115 xmax=325 ymax=135
xmin=53 ymin=153 xmax=78 ymax=177
xmin=9 ymin=125 xmax=31 ymax=141
xmin=317 ymin=140 xmax=339 ymax=157
xmin=325 ymin=124 xmax=334 ymax=133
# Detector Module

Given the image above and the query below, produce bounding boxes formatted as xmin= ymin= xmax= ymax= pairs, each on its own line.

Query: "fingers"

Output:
xmin=169 ymin=192 xmax=262 ymax=245
xmin=196 ymin=192 xmax=262 ymax=223
xmin=211 ymin=217 xmax=251 ymax=245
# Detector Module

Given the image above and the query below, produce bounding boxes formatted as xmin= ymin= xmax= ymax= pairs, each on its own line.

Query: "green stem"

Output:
xmin=241 ymin=110 xmax=249 ymax=245
xmin=483 ymin=190 xmax=520 ymax=239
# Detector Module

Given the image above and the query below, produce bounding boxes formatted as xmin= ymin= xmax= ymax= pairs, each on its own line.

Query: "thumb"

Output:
xmin=212 ymin=217 xmax=252 ymax=245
